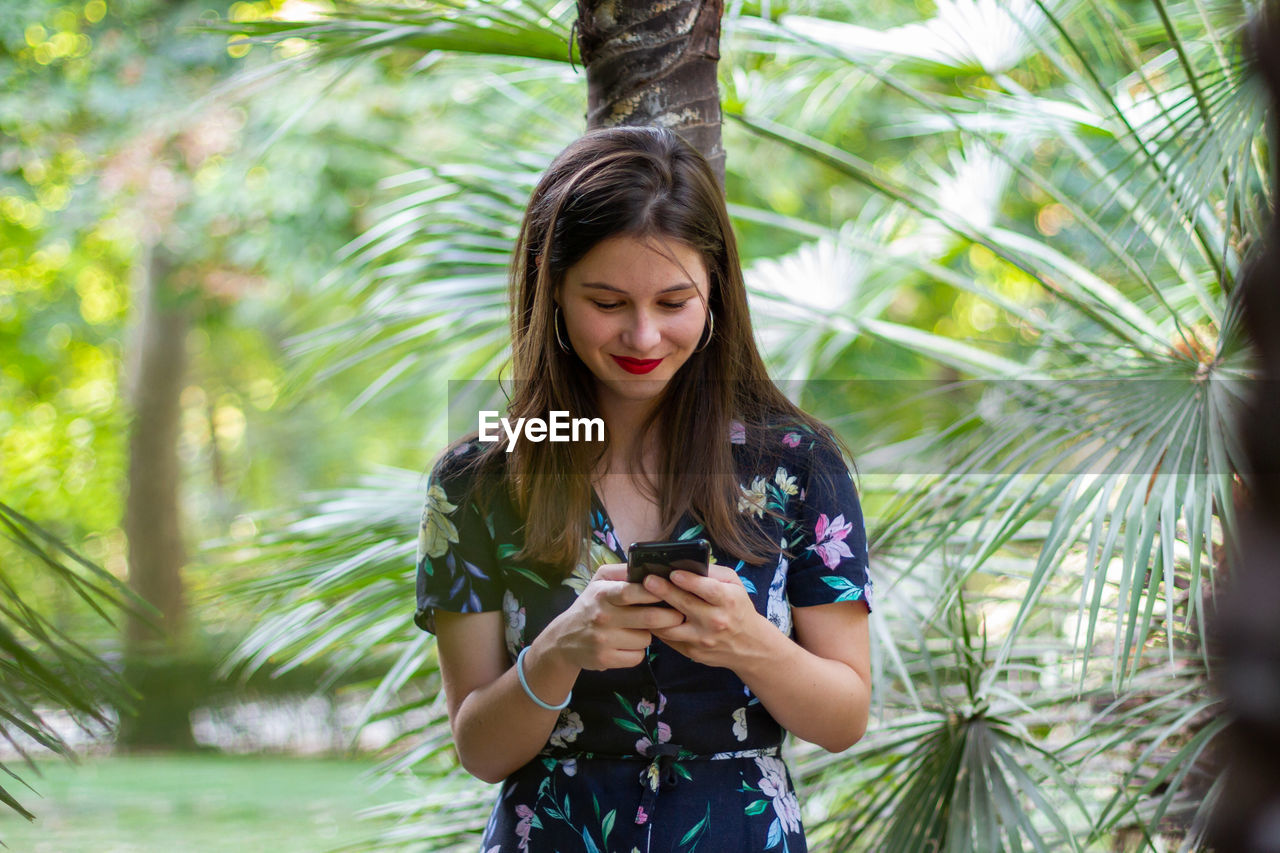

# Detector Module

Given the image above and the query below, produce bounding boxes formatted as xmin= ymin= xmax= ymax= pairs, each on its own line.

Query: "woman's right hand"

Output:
xmin=543 ymin=563 xmax=685 ymax=671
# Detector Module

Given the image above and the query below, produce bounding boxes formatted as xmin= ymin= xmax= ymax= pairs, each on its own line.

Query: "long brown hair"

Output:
xmin=463 ymin=126 xmax=842 ymax=576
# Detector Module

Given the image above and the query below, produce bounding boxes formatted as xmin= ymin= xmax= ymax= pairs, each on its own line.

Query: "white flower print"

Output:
xmin=417 ymin=482 xmax=458 ymax=561
xmin=548 ymin=710 xmax=583 ymax=748
xmin=766 ymin=550 xmax=792 ymax=637
xmin=561 ymin=758 xmax=577 ymax=777
xmin=732 ymin=707 xmax=748 ymax=741
xmin=774 ymin=466 xmax=798 ymax=497
xmin=756 ymin=756 xmax=802 ymax=834
xmin=502 ymin=590 xmax=525 ymax=659
xmin=562 ymin=538 xmax=616 ymax=594
xmin=738 ymin=476 xmax=768 ymax=517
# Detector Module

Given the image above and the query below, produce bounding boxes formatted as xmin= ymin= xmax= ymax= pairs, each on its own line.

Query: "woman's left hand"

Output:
xmin=644 ymin=565 xmax=771 ymax=671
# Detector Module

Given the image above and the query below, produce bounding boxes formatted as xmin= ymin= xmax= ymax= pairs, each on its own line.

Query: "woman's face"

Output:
xmin=558 ymin=234 xmax=711 ymax=411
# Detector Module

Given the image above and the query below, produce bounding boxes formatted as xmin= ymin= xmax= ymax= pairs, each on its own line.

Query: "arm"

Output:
xmin=436 ymin=565 xmax=685 ymax=784
xmin=435 ymin=610 xmax=580 ymax=784
xmin=647 ymin=567 xmax=871 ymax=752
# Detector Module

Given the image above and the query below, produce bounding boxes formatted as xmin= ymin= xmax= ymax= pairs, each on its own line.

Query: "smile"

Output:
xmin=611 ymin=355 xmax=663 ymax=375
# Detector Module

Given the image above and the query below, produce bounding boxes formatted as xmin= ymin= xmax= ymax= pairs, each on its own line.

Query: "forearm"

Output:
xmin=733 ymin=614 xmax=870 ymax=752
xmin=452 ymin=635 xmax=580 ymax=783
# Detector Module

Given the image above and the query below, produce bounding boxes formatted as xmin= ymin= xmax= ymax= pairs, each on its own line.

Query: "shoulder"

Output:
xmin=738 ymin=417 xmax=850 ymax=483
xmin=429 ymin=436 xmax=506 ymax=507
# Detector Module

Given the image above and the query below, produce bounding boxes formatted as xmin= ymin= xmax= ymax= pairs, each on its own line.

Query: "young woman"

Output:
xmin=414 ymin=126 xmax=873 ymax=852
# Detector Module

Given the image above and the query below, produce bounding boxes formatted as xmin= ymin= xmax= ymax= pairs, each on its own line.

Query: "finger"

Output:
xmin=642 ymin=574 xmax=709 ymax=614
xmin=635 ymin=605 xmax=687 ymax=631
xmin=666 ymin=570 xmax=728 ymax=606
xmin=602 ymin=580 xmax=664 ymax=606
xmin=608 ymin=600 xmax=685 ymax=629
xmin=592 ymin=563 xmax=628 ymax=582
xmin=652 ymin=623 xmax=697 ymax=647
xmin=613 ymin=627 xmax=655 ymax=650
xmin=707 ymin=564 xmax=745 ymax=586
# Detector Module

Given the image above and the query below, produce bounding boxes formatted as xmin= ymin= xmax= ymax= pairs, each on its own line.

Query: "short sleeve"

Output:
xmin=413 ymin=444 xmax=504 ymax=633
xmin=784 ymin=436 xmax=873 ymax=612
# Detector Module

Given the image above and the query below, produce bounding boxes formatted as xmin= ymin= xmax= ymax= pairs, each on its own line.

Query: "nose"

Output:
xmin=622 ymin=308 xmax=662 ymax=353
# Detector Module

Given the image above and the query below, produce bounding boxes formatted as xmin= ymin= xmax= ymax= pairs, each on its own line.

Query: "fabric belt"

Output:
xmin=539 ymin=743 xmax=783 ymax=826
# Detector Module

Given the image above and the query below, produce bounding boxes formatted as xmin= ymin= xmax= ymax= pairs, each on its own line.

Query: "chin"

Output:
xmin=600 ymin=376 xmax=672 ymax=403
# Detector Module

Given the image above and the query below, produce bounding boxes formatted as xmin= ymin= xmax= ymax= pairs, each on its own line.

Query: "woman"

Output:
xmin=414 ymin=126 xmax=873 ymax=852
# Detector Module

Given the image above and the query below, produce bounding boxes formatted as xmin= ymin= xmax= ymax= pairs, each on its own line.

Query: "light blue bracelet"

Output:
xmin=516 ymin=646 xmax=571 ymax=711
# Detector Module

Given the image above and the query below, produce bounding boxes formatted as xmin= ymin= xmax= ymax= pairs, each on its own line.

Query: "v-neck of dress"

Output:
xmin=590 ymin=485 xmax=703 ymax=565
xmin=589 ymin=486 xmax=630 ymax=561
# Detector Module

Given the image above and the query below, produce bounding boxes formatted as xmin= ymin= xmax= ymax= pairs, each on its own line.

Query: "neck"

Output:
xmin=596 ymin=390 xmax=660 ymax=476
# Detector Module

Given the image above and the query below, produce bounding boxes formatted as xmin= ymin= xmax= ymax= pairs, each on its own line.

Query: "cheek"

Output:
xmin=561 ymin=307 xmax=603 ymax=346
xmin=673 ymin=312 xmax=707 ymax=347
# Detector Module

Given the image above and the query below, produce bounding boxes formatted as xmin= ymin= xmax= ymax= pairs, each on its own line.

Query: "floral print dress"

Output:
xmin=414 ymin=422 xmax=873 ymax=853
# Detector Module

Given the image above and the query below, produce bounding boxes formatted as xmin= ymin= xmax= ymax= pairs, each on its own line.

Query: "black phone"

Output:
xmin=627 ymin=539 xmax=711 ymax=583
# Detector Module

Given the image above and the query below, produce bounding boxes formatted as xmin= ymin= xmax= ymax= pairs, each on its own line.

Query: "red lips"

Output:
xmin=611 ymin=355 xmax=663 ymax=374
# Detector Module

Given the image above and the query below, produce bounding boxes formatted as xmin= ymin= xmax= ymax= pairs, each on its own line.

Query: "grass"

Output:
xmin=0 ymin=754 xmax=418 ymax=852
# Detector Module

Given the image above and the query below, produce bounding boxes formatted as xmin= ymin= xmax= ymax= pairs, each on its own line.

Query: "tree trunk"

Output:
xmin=120 ymin=245 xmax=195 ymax=749
xmin=576 ymin=0 xmax=726 ymax=186
xmin=1209 ymin=11 xmax=1280 ymax=851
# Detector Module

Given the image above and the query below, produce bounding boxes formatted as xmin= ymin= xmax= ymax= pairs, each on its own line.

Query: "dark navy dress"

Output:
xmin=414 ymin=421 xmax=873 ymax=853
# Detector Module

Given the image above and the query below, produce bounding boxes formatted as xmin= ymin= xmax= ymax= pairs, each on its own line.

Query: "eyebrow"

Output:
xmin=579 ymin=282 xmax=698 ymax=295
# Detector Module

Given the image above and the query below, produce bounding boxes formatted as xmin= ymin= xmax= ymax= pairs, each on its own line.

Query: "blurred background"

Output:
xmin=1 ymin=0 xmax=1270 ymax=849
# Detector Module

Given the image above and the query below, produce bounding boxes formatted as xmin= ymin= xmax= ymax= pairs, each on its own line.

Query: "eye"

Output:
xmin=591 ymin=300 xmax=623 ymax=310
xmin=660 ymin=300 xmax=690 ymax=310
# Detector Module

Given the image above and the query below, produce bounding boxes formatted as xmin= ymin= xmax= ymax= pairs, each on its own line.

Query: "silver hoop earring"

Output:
xmin=554 ymin=306 xmax=572 ymax=354
xmin=695 ymin=310 xmax=715 ymax=353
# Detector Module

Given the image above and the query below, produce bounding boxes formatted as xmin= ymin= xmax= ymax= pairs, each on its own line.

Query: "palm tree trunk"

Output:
xmin=576 ymin=0 xmax=725 ymax=185
xmin=124 ymin=245 xmax=188 ymax=650
xmin=1209 ymin=10 xmax=1280 ymax=851
xmin=120 ymin=244 xmax=196 ymax=750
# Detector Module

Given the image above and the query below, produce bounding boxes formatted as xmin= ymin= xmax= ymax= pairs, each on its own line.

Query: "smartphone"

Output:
xmin=627 ymin=539 xmax=711 ymax=583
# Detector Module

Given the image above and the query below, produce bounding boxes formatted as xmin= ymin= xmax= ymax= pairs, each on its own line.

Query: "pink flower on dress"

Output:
xmin=807 ymin=513 xmax=854 ymax=569
xmin=637 ymin=698 xmax=656 ymax=718
xmin=594 ymin=527 xmax=622 ymax=556
xmin=635 ymin=805 xmax=649 ymax=825
xmin=730 ymin=420 xmax=746 ymax=444
xmin=515 ymin=804 xmax=535 ymax=851
xmin=782 ymin=432 xmax=801 ymax=448
xmin=635 ymin=721 xmax=672 ymax=755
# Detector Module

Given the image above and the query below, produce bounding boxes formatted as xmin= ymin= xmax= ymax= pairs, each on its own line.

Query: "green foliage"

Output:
xmin=205 ymin=0 xmax=1266 ymax=844
xmin=6 ymin=0 xmax=1268 ymax=847
xmin=0 ymin=504 xmax=143 ymax=821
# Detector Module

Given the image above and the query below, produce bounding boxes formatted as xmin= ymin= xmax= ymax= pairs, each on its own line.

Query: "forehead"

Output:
xmin=564 ymin=234 xmax=708 ymax=291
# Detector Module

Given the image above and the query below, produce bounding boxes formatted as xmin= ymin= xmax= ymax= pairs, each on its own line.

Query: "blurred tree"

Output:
xmin=2 ymin=0 xmax=435 ymax=752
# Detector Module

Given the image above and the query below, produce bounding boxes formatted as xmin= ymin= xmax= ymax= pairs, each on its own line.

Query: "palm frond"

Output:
xmin=0 ymin=503 xmax=144 ymax=821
